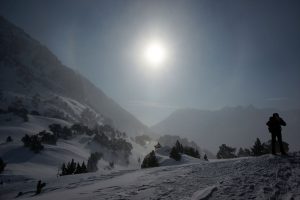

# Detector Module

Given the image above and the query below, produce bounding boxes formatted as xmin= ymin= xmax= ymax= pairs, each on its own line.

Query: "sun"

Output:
xmin=143 ymin=40 xmax=167 ymax=68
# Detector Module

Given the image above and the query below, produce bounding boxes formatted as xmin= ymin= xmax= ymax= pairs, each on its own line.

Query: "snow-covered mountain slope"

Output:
xmin=152 ymin=106 xmax=300 ymax=154
xmin=0 ymin=112 xmax=156 ymax=179
xmin=1 ymin=153 xmax=299 ymax=200
xmin=0 ymin=16 xmax=150 ymax=136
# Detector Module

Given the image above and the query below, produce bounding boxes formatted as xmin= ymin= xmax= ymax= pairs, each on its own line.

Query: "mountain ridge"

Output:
xmin=0 ymin=16 xmax=150 ymax=136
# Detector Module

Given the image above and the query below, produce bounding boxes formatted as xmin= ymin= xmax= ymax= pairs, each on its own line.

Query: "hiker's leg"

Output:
xmin=271 ymin=133 xmax=276 ymax=154
xmin=277 ymin=132 xmax=285 ymax=154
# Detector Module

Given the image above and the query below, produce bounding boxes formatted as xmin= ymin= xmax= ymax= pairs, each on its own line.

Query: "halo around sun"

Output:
xmin=143 ymin=40 xmax=167 ymax=68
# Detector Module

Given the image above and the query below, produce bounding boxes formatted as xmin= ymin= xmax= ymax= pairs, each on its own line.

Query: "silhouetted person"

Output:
xmin=266 ymin=113 xmax=286 ymax=155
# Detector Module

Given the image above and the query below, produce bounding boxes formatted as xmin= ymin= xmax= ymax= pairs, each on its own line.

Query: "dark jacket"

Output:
xmin=266 ymin=116 xmax=286 ymax=133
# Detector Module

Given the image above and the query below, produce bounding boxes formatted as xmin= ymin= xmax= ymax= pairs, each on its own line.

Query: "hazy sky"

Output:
xmin=1 ymin=0 xmax=300 ymax=126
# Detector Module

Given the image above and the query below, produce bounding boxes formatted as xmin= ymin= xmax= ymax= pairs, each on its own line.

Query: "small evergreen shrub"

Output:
xmin=21 ymin=134 xmax=44 ymax=153
xmin=6 ymin=136 xmax=13 ymax=143
xmin=141 ymin=151 xmax=159 ymax=168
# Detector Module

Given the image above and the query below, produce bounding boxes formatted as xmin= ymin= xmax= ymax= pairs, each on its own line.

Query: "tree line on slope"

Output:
xmin=21 ymin=130 xmax=58 ymax=153
xmin=49 ymin=123 xmax=133 ymax=164
xmin=60 ymin=152 xmax=104 ymax=176
xmin=60 ymin=159 xmax=88 ymax=176
xmin=141 ymin=140 xmax=201 ymax=168
xmin=216 ymin=137 xmax=289 ymax=159
xmin=169 ymin=140 xmax=200 ymax=161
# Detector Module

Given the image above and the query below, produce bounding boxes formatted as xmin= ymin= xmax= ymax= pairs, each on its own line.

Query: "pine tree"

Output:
xmin=109 ymin=161 xmax=114 ymax=169
xmin=180 ymin=144 xmax=184 ymax=153
xmin=71 ymin=159 xmax=76 ymax=174
xmin=244 ymin=148 xmax=251 ymax=156
xmin=74 ymin=163 xmax=82 ymax=174
xmin=216 ymin=144 xmax=236 ymax=159
xmin=87 ymin=152 xmax=102 ymax=172
xmin=0 ymin=157 xmax=6 ymax=174
xmin=61 ymin=160 xmax=88 ymax=176
xmin=21 ymin=134 xmax=31 ymax=147
xmin=251 ymin=138 xmax=268 ymax=156
xmin=195 ymin=149 xmax=200 ymax=159
xmin=61 ymin=163 xmax=67 ymax=176
xmin=170 ymin=147 xmax=181 ymax=161
xmin=81 ymin=161 xmax=87 ymax=173
xmin=66 ymin=159 xmax=76 ymax=174
xmin=175 ymin=140 xmax=184 ymax=153
xmin=154 ymin=142 xmax=161 ymax=150
xmin=6 ymin=136 xmax=13 ymax=143
xmin=141 ymin=151 xmax=159 ymax=168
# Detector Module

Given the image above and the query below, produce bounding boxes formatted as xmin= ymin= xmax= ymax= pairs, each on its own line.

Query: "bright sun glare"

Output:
xmin=143 ymin=40 xmax=167 ymax=68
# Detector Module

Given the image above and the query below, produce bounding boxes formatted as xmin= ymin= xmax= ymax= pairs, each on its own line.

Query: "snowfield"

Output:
xmin=1 ymin=153 xmax=300 ymax=200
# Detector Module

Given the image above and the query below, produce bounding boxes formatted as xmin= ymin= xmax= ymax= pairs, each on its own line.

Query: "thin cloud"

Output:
xmin=127 ymin=100 xmax=179 ymax=109
xmin=266 ymin=97 xmax=289 ymax=101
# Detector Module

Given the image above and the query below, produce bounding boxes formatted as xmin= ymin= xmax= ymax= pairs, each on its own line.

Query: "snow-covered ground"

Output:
xmin=1 ymin=106 xmax=300 ymax=200
xmin=1 ymin=153 xmax=300 ymax=200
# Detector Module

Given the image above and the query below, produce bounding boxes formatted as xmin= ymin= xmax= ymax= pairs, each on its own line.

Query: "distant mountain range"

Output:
xmin=0 ymin=16 xmax=150 ymax=136
xmin=151 ymin=106 xmax=300 ymax=153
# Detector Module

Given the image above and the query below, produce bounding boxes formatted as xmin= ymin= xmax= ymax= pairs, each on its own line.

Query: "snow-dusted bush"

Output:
xmin=49 ymin=124 xmax=72 ymax=139
xmin=71 ymin=123 xmax=93 ymax=136
xmin=92 ymin=125 xmax=133 ymax=164
xmin=39 ymin=130 xmax=58 ymax=145
xmin=21 ymin=134 xmax=44 ymax=153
